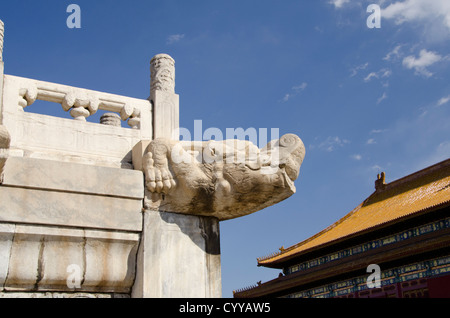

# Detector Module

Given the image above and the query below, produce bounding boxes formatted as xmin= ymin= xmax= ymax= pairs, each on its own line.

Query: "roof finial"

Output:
xmin=375 ymin=171 xmax=386 ymax=191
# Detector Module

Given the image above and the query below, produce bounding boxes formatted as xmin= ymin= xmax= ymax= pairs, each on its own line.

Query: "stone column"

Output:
xmin=131 ymin=211 xmax=221 ymax=298
xmin=0 ymin=19 xmax=7 ymax=181
xmin=0 ymin=19 xmax=4 ymax=63
xmin=149 ymin=54 xmax=179 ymax=140
xmin=0 ymin=20 xmax=5 ymax=119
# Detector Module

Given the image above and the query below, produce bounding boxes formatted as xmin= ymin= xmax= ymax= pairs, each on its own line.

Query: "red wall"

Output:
xmin=428 ymin=275 xmax=450 ymax=298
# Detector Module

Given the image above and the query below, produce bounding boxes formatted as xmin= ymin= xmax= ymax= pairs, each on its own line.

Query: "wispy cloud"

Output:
xmin=293 ymin=82 xmax=308 ymax=91
xmin=329 ymin=0 xmax=350 ymax=9
xmin=414 ymin=140 xmax=450 ymax=170
xmin=381 ymin=0 xmax=450 ymax=34
xmin=166 ymin=34 xmax=185 ymax=45
xmin=351 ymin=154 xmax=362 ymax=160
xmin=370 ymin=128 xmax=389 ymax=134
xmin=383 ymin=45 xmax=403 ymax=61
xmin=281 ymin=82 xmax=308 ymax=102
xmin=364 ymin=68 xmax=392 ymax=82
xmin=350 ymin=62 xmax=369 ymax=77
xmin=402 ymin=49 xmax=444 ymax=77
xmin=367 ymin=94 xmax=450 ymax=176
xmin=371 ymin=164 xmax=383 ymax=172
xmin=312 ymin=136 xmax=350 ymax=152
xmin=377 ymin=92 xmax=388 ymax=104
xmin=437 ymin=95 xmax=450 ymax=106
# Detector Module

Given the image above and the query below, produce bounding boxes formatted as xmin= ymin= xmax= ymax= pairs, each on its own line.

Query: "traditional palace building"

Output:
xmin=234 ymin=159 xmax=450 ymax=298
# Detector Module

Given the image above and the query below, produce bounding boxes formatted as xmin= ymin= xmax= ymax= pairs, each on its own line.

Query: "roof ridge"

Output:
xmin=380 ymin=158 xmax=450 ymax=193
xmin=257 ymin=157 xmax=450 ymax=265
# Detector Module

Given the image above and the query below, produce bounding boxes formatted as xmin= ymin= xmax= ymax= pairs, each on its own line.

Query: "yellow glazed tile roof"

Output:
xmin=258 ymin=159 xmax=450 ymax=266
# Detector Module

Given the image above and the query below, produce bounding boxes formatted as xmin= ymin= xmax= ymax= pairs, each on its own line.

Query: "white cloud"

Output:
xmin=381 ymin=0 xmax=450 ymax=40
xmin=381 ymin=69 xmax=393 ymax=78
xmin=350 ymin=62 xmax=369 ymax=77
xmin=377 ymin=92 xmax=388 ymax=104
xmin=317 ymin=136 xmax=350 ymax=152
xmin=329 ymin=0 xmax=350 ymax=9
xmin=281 ymin=82 xmax=307 ymax=102
xmin=383 ymin=45 xmax=403 ymax=61
xmin=351 ymin=154 xmax=362 ymax=160
xmin=367 ymin=138 xmax=377 ymax=145
xmin=293 ymin=82 xmax=308 ymax=92
xmin=402 ymin=49 xmax=443 ymax=77
xmin=364 ymin=72 xmax=378 ymax=82
xmin=364 ymin=68 xmax=392 ymax=82
xmin=371 ymin=164 xmax=383 ymax=171
xmin=382 ymin=0 xmax=450 ymax=28
xmin=437 ymin=95 xmax=450 ymax=106
xmin=371 ymin=128 xmax=389 ymax=134
xmin=166 ymin=34 xmax=185 ymax=44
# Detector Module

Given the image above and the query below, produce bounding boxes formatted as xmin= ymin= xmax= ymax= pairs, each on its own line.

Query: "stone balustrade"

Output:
xmin=1 ymin=75 xmax=153 ymax=169
xmin=10 ymin=75 xmax=148 ymax=128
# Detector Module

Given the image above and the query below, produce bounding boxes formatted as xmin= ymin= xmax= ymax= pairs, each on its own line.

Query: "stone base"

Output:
xmin=132 ymin=211 xmax=221 ymax=298
xmin=0 ymin=157 xmax=143 ymax=295
xmin=0 ymin=223 xmax=139 ymax=294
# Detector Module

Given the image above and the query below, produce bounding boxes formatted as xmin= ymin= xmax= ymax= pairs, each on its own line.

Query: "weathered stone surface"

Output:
xmin=0 ymin=223 xmax=139 ymax=293
xmin=2 ymin=156 xmax=144 ymax=199
xmin=0 ymin=125 xmax=10 ymax=183
xmin=0 ymin=186 xmax=142 ymax=232
xmin=151 ymin=90 xmax=179 ymax=140
xmin=132 ymin=211 xmax=221 ymax=298
xmin=143 ymin=134 xmax=305 ymax=220
xmin=0 ymin=223 xmax=14 ymax=290
xmin=0 ymin=157 xmax=143 ymax=231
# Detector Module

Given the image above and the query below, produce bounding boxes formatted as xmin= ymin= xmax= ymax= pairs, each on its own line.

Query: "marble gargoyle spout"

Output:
xmin=143 ymin=133 xmax=305 ymax=220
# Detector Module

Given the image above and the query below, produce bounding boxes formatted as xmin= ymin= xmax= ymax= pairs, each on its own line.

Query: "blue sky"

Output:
xmin=1 ymin=0 xmax=450 ymax=297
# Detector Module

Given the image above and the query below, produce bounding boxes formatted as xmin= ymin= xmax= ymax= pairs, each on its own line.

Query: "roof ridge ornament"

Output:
xmin=375 ymin=171 xmax=386 ymax=191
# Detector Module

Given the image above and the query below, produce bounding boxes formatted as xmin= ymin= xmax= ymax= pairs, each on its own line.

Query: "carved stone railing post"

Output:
xmin=0 ymin=19 xmax=5 ymax=118
xmin=0 ymin=20 xmax=5 ymax=149
xmin=0 ymin=19 xmax=4 ymax=62
xmin=150 ymin=54 xmax=175 ymax=97
xmin=62 ymin=90 xmax=99 ymax=121
xmin=150 ymin=54 xmax=179 ymax=140
xmin=0 ymin=20 xmax=5 ymax=117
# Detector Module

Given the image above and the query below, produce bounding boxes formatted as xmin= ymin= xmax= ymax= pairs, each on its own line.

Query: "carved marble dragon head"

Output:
xmin=143 ymin=133 xmax=305 ymax=220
